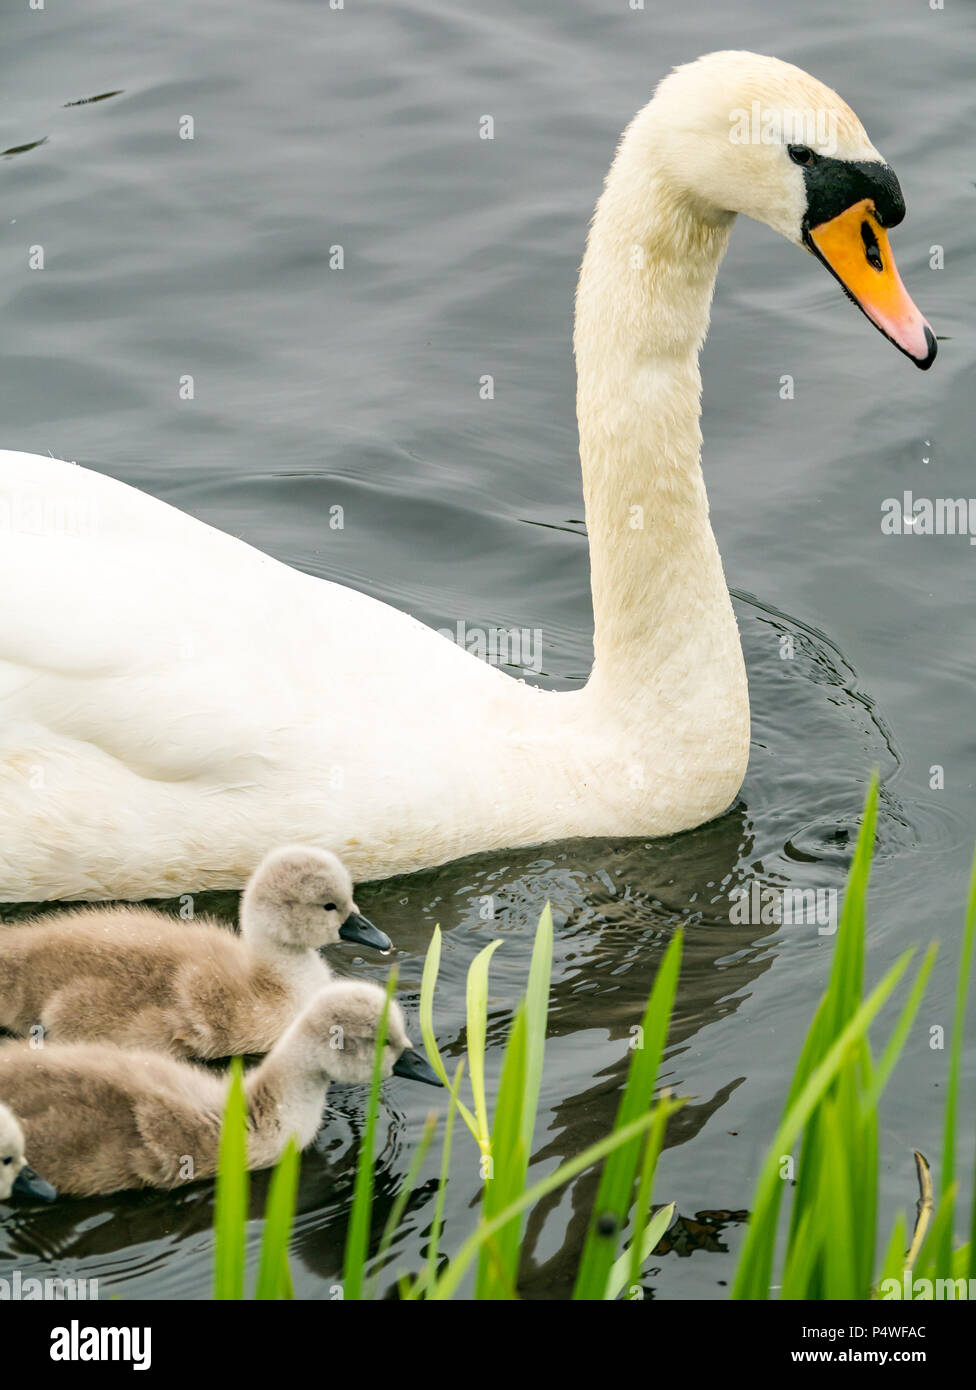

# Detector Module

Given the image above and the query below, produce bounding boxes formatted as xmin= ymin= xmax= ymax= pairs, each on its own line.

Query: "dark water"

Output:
xmin=1 ymin=0 xmax=974 ymax=1299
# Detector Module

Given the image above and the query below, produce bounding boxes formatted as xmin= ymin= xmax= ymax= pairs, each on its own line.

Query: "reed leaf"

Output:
xmin=419 ymin=925 xmax=480 ymax=1142
xmin=342 ymin=971 xmax=396 ymax=1300
xmin=607 ymin=1201 xmax=676 ymax=1303
xmin=939 ymin=849 xmax=976 ymax=1274
xmin=731 ymin=947 xmax=914 ymax=1299
xmin=429 ymin=1109 xmax=663 ymax=1301
xmin=466 ymin=938 xmax=503 ymax=1152
xmin=572 ymin=930 xmax=682 ymax=1300
xmin=475 ymin=1004 xmax=528 ymax=1298
xmin=475 ymin=910 xmax=554 ymax=1297
xmin=214 ymin=1059 xmax=249 ymax=1301
xmin=254 ymin=1138 xmax=300 ymax=1300
xmin=366 ymin=1112 xmax=438 ymax=1299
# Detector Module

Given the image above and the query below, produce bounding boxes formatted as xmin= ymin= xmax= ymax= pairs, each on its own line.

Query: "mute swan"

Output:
xmin=0 ymin=1100 xmax=57 ymax=1201
xmin=0 ymin=51 xmax=935 ymax=901
xmin=0 ymin=846 xmax=392 ymax=1057
xmin=0 ymin=979 xmax=441 ymax=1197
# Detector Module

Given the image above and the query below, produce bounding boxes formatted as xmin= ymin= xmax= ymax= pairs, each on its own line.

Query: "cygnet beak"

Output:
xmin=338 ymin=911 xmax=392 ymax=954
xmin=392 ymin=1047 xmax=443 ymax=1087
xmin=12 ymin=1164 xmax=57 ymax=1202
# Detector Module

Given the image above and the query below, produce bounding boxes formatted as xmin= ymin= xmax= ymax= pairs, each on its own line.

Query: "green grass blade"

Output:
xmin=573 ymin=930 xmax=682 ymax=1300
xmin=429 ymin=1109 xmax=662 ymax=1301
xmin=940 ymin=849 xmax=976 ymax=1273
xmin=342 ymin=970 xmax=396 ymax=1301
xmin=819 ymin=1099 xmax=858 ymax=1297
xmin=401 ymin=1060 xmax=465 ymax=1301
xmin=254 ymin=1138 xmax=300 ymax=1300
xmin=619 ymin=1096 xmax=676 ymax=1299
xmin=781 ymin=1199 xmax=824 ymax=1300
xmin=475 ymin=905 xmax=555 ymax=1298
xmin=824 ymin=775 xmax=876 ymax=1031
xmin=425 ymin=1060 xmax=464 ymax=1296
xmin=782 ymin=778 xmax=877 ymax=1129
xmin=783 ymin=782 xmax=876 ymax=1261
xmin=876 ymin=1212 xmax=909 ymax=1295
xmin=861 ymin=944 xmax=937 ymax=1115
xmin=365 ymin=1111 xmax=437 ymax=1300
xmin=466 ymin=938 xmax=503 ymax=1152
xmin=419 ymin=925 xmax=480 ymax=1143
xmin=521 ymin=903 xmax=553 ymax=1153
xmin=855 ymin=1099 xmax=879 ymax=1297
xmin=916 ymin=1187 xmax=957 ymax=1281
xmin=731 ymin=947 xmax=915 ymax=1299
xmin=476 ymin=1004 xmax=528 ymax=1298
xmin=214 ymin=1058 xmax=249 ymax=1301
xmin=608 ymin=1201 xmax=676 ymax=1302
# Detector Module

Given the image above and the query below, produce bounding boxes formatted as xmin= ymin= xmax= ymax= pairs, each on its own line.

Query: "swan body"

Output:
xmin=0 ymin=979 xmax=440 ymax=1197
xmin=0 ymin=846 xmax=390 ymax=1057
xmin=0 ymin=52 xmax=934 ymax=901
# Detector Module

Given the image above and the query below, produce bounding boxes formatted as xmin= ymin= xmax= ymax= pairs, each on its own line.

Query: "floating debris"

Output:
xmin=63 ymin=90 xmax=124 ymax=107
xmin=0 ymin=137 xmax=48 ymax=158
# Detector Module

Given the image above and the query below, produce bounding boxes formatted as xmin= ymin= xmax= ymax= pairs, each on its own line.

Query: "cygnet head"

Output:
xmin=292 ymin=980 xmax=443 ymax=1088
xmin=0 ymin=1102 xmax=57 ymax=1202
xmin=628 ymin=51 xmax=935 ymax=367
xmin=242 ymin=846 xmax=391 ymax=955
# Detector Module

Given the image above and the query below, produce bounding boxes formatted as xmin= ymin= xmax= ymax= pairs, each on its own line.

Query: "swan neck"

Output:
xmin=246 ymin=1025 xmax=329 ymax=1149
xmin=575 ymin=106 xmax=738 ymax=698
xmin=240 ymin=900 xmax=318 ymax=983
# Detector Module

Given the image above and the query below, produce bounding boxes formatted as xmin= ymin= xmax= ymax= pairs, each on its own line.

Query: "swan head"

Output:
xmin=296 ymin=980 xmax=443 ymax=1088
xmin=0 ymin=1102 xmax=56 ymax=1202
xmin=242 ymin=845 xmax=391 ymax=956
xmin=645 ymin=50 xmax=936 ymax=368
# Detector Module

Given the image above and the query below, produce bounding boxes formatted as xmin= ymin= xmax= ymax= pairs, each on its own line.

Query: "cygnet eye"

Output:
xmin=1 ymin=1156 xmax=11 ymax=1166
xmin=323 ymin=902 xmax=337 ymax=912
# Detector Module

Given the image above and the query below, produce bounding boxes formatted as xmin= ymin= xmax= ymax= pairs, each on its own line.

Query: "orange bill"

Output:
xmin=807 ymin=199 xmax=936 ymax=369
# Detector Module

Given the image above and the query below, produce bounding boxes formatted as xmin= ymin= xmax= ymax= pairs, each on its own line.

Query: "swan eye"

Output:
xmin=323 ymin=902 xmax=337 ymax=912
xmin=788 ymin=144 xmax=814 ymax=166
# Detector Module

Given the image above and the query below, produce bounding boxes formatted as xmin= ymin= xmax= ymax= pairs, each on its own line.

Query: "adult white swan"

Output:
xmin=0 ymin=52 xmax=935 ymax=901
